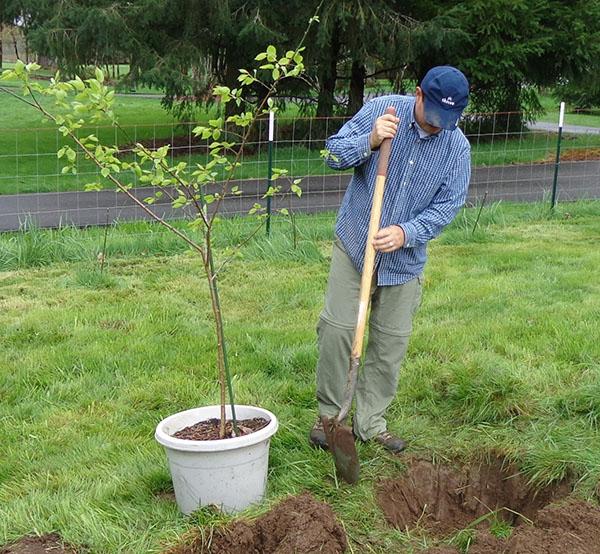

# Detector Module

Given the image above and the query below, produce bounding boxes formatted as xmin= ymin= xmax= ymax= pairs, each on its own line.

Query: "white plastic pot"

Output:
xmin=155 ymin=404 xmax=278 ymax=514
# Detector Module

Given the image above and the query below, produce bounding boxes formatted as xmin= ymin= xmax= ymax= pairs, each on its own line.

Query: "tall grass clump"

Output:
xmin=440 ymin=359 xmax=531 ymax=425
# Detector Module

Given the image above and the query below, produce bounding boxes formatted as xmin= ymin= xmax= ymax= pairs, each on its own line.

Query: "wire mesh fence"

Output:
xmin=0 ymin=109 xmax=599 ymax=233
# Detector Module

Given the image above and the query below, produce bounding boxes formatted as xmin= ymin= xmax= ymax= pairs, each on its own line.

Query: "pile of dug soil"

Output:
xmin=0 ymin=534 xmax=79 ymax=554
xmin=376 ymin=457 xmax=570 ymax=536
xmin=166 ymin=492 xmax=347 ymax=554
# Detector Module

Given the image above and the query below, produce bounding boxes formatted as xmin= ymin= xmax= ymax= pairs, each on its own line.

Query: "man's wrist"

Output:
xmin=391 ymin=225 xmax=406 ymax=248
xmin=397 ymin=223 xmax=416 ymax=248
xmin=357 ymin=133 xmax=373 ymax=161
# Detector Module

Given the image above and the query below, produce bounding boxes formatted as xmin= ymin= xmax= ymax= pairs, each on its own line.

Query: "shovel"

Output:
xmin=322 ymin=106 xmax=396 ymax=484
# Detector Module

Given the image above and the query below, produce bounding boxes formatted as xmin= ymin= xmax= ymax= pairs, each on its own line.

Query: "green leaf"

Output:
xmin=71 ymin=76 xmax=85 ymax=92
xmin=94 ymin=67 xmax=104 ymax=83
xmin=84 ymin=182 xmax=103 ymax=192
xmin=255 ymin=52 xmax=267 ymax=61
xmin=248 ymin=202 xmax=265 ymax=215
xmin=101 ymin=167 xmax=110 ymax=178
xmin=172 ymin=195 xmax=188 ymax=209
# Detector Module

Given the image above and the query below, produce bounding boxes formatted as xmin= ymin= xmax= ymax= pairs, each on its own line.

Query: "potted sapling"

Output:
xmin=1 ymin=23 xmax=314 ymax=514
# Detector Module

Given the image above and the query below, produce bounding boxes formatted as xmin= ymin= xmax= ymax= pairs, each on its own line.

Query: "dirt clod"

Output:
xmin=167 ymin=493 xmax=347 ymax=554
xmin=377 ymin=457 xmax=570 ymax=537
xmin=0 ymin=534 xmax=79 ymax=554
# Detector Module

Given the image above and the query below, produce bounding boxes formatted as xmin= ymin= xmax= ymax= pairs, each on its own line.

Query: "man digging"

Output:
xmin=311 ymin=66 xmax=472 ymax=454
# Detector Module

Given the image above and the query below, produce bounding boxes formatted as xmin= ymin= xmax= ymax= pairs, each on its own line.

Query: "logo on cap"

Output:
xmin=441 ymin=97 xmax=455 ymax=106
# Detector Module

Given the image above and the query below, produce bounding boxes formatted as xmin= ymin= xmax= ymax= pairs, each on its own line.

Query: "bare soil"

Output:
xmin=165 ymin=492 xmax=347 ymax=554
xmin=377 ymin=456 xmax=571 ymax=537
xmin=424 ymin=498 xmax=600 ymax=553
xmin=172 ymin=417 xmax=268 ymax=441
xmin=0 ymin=534 xmax=79 ymax=554
xmin=377 ymin=456 xmax=600 ymax=553
xmin=540 ymin=147 xmax=600 ymax=163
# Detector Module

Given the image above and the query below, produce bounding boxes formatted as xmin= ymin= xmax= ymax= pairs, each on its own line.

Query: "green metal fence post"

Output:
xmin=551 ymin=101 xmax=565 ymax=210
xmin=265 ymin=110 xmax=274 ymax=236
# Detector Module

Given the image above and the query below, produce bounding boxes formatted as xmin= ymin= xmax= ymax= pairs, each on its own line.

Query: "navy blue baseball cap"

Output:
xmin=420 ymin=66 xmax=469 ymax=130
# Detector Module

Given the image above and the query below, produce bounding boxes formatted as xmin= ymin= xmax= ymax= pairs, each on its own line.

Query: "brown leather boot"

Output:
xmin=373 ymin=431 xmax=406 ymax=454
xmin=309 ymin=418 xmax=328 ymax=450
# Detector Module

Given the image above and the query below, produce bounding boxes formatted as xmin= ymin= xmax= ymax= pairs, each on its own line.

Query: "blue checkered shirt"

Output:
xmin=326 ymin=94 xmax=471 ymax=286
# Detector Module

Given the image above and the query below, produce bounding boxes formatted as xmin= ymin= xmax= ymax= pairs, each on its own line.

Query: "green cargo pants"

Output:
xmin=316 ymin=238 xmax=422 ymax=441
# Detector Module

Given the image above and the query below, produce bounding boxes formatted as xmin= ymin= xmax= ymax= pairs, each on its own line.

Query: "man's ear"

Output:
xmin=415 ymin=86 xmax=422 ymax=100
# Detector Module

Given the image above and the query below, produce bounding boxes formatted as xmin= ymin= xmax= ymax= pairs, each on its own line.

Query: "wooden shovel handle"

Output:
xmin=351 ymin=106 xmax=396 ymax=358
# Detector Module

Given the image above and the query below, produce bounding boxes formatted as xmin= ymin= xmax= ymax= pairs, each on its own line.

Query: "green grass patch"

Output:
xmin=1 ymin=201 xmax=599 ymax=552
xmin=538 ymin=94 xmax=600 ymax=128
xmin=4 ymin=85 xmax=600 ymax=195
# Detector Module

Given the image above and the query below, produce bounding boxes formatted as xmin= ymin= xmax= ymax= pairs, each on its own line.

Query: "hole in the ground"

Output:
xmin=166 ymin=492 xmax=347 ymax=554
xmin=376 ymin=456 xmax=572 ymax=538
xmin=422 ymin=498 xmax=600 ymax=554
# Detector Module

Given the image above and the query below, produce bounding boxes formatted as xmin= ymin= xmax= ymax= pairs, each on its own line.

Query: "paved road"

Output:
xmin=529 ymin=122 xmax=600 ymax=135
xmin=0 ymin=160 xmax=599 ymax=231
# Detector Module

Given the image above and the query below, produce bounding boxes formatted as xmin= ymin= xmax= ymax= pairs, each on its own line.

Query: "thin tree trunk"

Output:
xmin=316 ymin=22 xmax=341 ymax=119
xmin=204 ymin=234 xmax=238 ymax=439
xmin=347 ymin=59 xmax=366 ymax=116
xmin=500 ymin=81 xmax=523 ymax=134
xmin=204 ymin=252 xmax=227 ymax=438
xmin=11 ymin=28 xmax=19 ymax=60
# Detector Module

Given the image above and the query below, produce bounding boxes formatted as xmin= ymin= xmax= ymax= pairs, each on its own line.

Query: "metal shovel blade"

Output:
xmin=322 ymin=415 xmax=360 ymax=484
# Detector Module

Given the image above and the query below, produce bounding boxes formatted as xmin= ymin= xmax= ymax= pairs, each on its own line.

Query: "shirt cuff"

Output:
xmin=356 ymin=133 xmax=372 ymax=162
xmin=398 ymin=222 xmax=418 ymax=248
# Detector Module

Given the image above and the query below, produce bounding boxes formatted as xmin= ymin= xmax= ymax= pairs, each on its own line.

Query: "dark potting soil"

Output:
xmin=0 ymin=534 xmax=80 ymax=554
xmin=172 ymin=417 xmax=269 ymax=441
xmin=377 ymin=456 xmax=571 ymax=537
xmin=423 ymin=499 xmax=600 ymax=553
xmin=165 ymin=492 xmax=347 ymax=554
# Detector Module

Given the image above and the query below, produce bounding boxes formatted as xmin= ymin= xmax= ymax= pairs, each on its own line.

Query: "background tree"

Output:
xmin=0 ymin=0 xmax=23 ymax=68
xmin=12 ymin=0 xmax=600 ymax=130
xmin=546 ymin=0 xmax=600 ymax=110
xmin=440 ymin=0 xmax=600 ymax=131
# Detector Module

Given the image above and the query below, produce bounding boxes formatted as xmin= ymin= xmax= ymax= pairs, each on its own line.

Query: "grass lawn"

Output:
xmin=1 ymin=201 xmax=599 ymax=552
xmin=537 ymin=94 xmax=600 ymax=128
xmin=3 ymin=83 xmax=600 ymax=196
